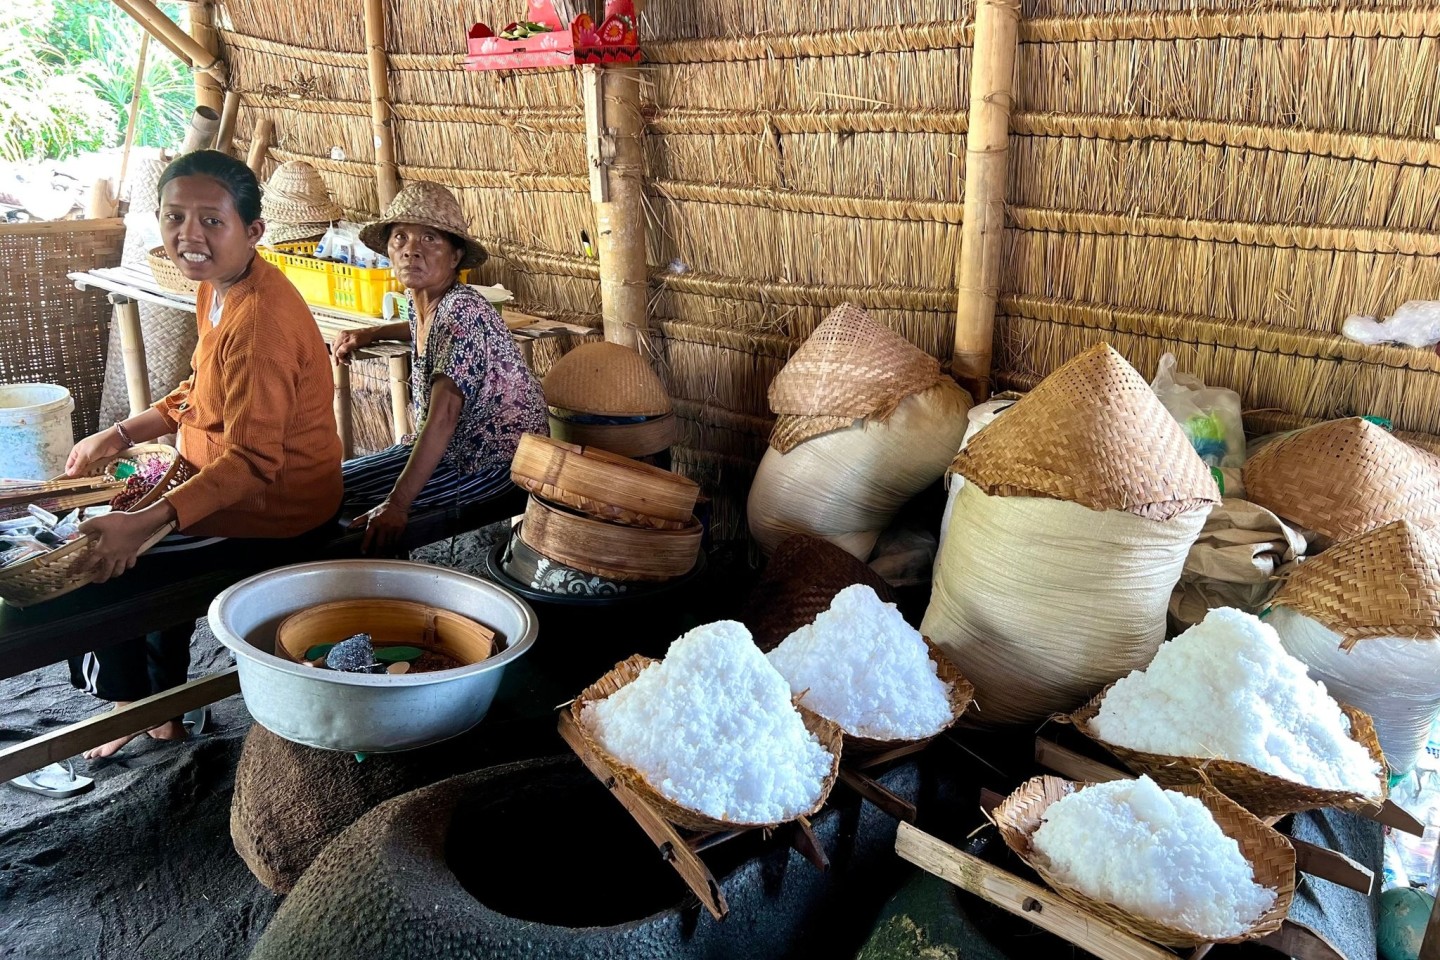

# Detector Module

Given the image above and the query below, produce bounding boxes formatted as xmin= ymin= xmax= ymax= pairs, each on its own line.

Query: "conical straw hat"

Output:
xmin=542 ymin=341 xmax=672 ymax=417
xmin=1243 ymin=418 xmax=1440 ymax=548
xmin=1272 ymin=520 xmax=1440 ymax=647
xmin=952 ymin=344 xmax=1219 ymax=520
xmin=768 ymin=303 xmax=948 ymax=452
xmin=261 ymin=161 xmax=344 ymax=225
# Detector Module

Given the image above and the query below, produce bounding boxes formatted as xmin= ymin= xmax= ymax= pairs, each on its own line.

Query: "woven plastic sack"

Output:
xmin=748 ymin=379 xmax=971 ymax=559
xmin=923 ymin=482 xmax=1208 ymax=726
xmin=1150 ymin=353 xmax=1245 ymax=468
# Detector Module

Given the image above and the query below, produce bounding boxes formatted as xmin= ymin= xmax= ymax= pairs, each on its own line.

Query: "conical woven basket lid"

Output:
xmin=1272 ymin=520 xmax=1440 ymax=646
xmin=542 ymin=342 xmax=672 ymax=417
xmin=1243 ymin=418 xmax=1440 ymax=546
xmin=768 ymin=303 xmax=947 ymax=452
xmin=951 ymin=344 xmax=1220 ymax=520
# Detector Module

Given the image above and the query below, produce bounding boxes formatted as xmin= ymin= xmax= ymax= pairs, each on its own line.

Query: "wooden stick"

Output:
xmin=1367 ymin=798 xmax=1425 ymax=836
xmin=896 ymin=823 xmax=1177 ymax=960
xmin=387 ymin=354 xmax=410 ymax=444
xmin=178 ymin=105 xmax=221 ymax=155
xmin=216 ymin=89 xmax=241 ymax=156
xmin=586 ymin=64 xmax=654 ymax=358
xmin=333 ymin=358 xmax=355 ymax=459
xmin=110 ymin=0 xmax=225 ymax=81
xmin=1256 ymin=920 xmax=1345 ymax=960
xmin=790 ymin=815 xmax=830 ymax=871
xmin=117 ymin=31 xmax=150 ymax=195
xmin=0 ymin=668 xmax=238 ymax=783
xmin=838 ymin=766 xmax=917 ymax=823
xmin=245 ymin=119 xmax=274 ymax=179
xmin=185 ymin=0 xmax=223 ymax=113
xmin=363 ymin=0 xmax=400 ymax=208
xmin=111 ymin=296 xmax=152 ymax=414
xmin=1034 ymin=738 xmax=1130 ymax=784
xmin=950 ymin=0 xmax=1021 ymax=400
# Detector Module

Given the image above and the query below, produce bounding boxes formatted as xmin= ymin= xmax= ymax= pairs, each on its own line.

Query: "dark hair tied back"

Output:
xmin=157 ymin=150 xmax=263 ymax=224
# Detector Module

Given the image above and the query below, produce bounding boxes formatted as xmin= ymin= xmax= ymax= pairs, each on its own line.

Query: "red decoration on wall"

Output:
xmin=464 ymin=0 xmax=641 ymax=72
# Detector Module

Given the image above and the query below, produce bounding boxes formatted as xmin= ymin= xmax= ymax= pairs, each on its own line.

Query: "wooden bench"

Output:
xmin=0 ymin=484 xmax=527 ymax=781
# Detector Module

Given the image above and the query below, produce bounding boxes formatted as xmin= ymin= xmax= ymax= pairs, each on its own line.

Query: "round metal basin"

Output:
xmin=209 ymin=559 xmax=537 ymax=754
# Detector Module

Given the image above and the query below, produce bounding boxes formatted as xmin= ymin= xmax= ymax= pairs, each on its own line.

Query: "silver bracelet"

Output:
xmin=114 ymin=420 xmax=136 ymax=447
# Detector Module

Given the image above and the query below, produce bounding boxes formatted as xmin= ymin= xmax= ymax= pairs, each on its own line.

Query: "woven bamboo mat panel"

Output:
xmin=0 ymin=220 xmax=124 ymax=439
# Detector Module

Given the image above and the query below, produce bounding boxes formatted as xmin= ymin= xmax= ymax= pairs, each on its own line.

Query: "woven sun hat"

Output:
xmin=951 ymin=343 xmax=1220 ymax=521
xmin=359 ymin=181 xmax=487 ymax=269
xmin=261 ymin=220 xmax=328 ymax=246
xmin=261 ymin=161 xmax=343 ymax=228
xmin=542 ymin=341 xmax=671 ymax=417
xmin=1243 ymin=418 xmax=1440 ymax=550
xmin=768 ymin=303 xmax=948 ymax=453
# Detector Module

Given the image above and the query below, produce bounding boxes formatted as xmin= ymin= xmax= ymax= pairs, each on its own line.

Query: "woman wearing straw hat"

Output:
xmin=335 ymin=181 xmax=547 ymax=554
xmin=260 ymin=161 xmax=343 ymax=246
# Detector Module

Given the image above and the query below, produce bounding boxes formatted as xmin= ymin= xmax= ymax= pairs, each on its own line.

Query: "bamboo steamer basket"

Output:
xmin=992 ymin=775 xmax=1294 ymax=947
xmin=519 ymin=494 xmax=702 ymax=582
xmin=825 ymin=639 xmax=975 ymax=758
xmin=548 ymin=411 xmax=678 ymax=458
xmin=275 ymin=598 xmax=496 ymax=668
xmin=1067 ymin=687 xmax=1388 ymax=819
xmin=571 ymin=653 xmax=843 ymax=832
xmin=0 ymin=445 xmax=191 ymax=608
xmin=147 ymin=246 xmax=201 ymax=295
xmin=510 ymin=433 xmax=698 ymax=530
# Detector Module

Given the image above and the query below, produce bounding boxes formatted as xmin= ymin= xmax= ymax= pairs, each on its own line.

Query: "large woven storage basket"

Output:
xmin=992 ymin=775 xmax=1294 ymax=947
xmin=1068 ymin=687 xmax=1387 ymax=819
xmin=0 ymin=445 xmax=193 ymax=607
xmin=519 ymin=494 xmax=701 ymax=582
xmin=510 ymin=433 xmax=698 ymax=530
xmin=571 ymin=654 xmax=843 ymax=832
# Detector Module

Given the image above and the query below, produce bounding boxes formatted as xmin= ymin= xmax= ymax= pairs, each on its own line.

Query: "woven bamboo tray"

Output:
xmin=548 ymin=411 xmax=678 ymax=458
xmin=571 ymin=653 xmax=843 ymax=833
xmin=275 ymin=598 xmax=495 ymax=668
xmin=0 ymin=445 xmax=191 ymax=608
xmin=510 ymin=433 xmax=698 ymax=530
xmin=147 ymin=246 xmax=200 ymax=295
xmin=1068 ymin=686 xmax=1388 ymax=819
xmin=834 ymin=640 xmax=974 ymax=757
xmin=992 ymin=775 xmax=1294 ymax=948
xmin=519 ymin=494 xmax=702 ymax=582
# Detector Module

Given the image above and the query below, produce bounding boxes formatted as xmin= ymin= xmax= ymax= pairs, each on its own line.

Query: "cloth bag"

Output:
xmin=1169 ymin=498 xmax=1306 ymax=628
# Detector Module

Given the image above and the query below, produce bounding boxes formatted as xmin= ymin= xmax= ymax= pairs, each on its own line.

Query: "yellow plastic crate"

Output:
xmin=258 ymin=241 xmax=473 ymax=318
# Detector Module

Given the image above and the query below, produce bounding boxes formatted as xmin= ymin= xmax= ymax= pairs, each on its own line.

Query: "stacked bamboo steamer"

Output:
xmin=505 ymin=434 xmax=703 ymax=594
xmin=542 ymin=342 xmax=677 ymax=465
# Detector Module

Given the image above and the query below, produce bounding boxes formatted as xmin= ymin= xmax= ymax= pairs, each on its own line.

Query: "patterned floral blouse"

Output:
xmin=405 ymin=282 xmax=548 ymax=474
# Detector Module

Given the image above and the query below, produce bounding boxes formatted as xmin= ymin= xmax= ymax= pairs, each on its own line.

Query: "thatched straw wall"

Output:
xmin=213 ymin=0 xmax=1440 ymax=540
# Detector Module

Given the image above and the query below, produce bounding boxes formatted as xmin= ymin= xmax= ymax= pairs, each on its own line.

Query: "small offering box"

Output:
xmin=464 ymin=0 xmax=641 ymax=72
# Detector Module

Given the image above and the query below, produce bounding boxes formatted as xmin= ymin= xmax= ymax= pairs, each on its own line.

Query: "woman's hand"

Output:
xmin=350 ymin=498 xmax=412 ymax=555
xmin=79 ymin=505 xmax=174 ymax=583
xmin=332 ymin=327 xmax=378 ymax=365
xmin=66 ymin=427 xmax=127 ymax=477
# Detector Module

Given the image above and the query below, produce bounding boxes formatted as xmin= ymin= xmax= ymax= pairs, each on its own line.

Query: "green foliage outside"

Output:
xmin=0 ymin=0 xmax=193 ymax=162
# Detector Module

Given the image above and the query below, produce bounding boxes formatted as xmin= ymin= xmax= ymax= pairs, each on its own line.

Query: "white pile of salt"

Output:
xmin=1093 ymin=607 xmax=1381 ymax=795
xmin=582 ymin=620 xmax=834 ymax=823
xmin=1033 ymin=776 xmax=1276 ymax=938
xmin=767 ymin=584 xmax=954 ymax=740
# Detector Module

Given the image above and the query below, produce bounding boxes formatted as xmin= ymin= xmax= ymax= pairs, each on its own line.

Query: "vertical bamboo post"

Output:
xmin=216 ymin=90 xmax=241 ymax=156
xmin=586 ymin=62 xmax=652 ymax=356
xmin=387 ymin=355 xmax=411 ymax=444
xmin=246 ymin=119 xmax=274 ymax=179
xmin=951 ymin=0 xmax=1020 ymax=401
xmin=179 ymin=105 xmax=222 ymax=154
xmin=118 ymin=32 xmax=150 ymax=194
xmin=186 ymin=0 xmax=223 ymax=113
xmin=332 ymin=360 xmax=355 ymax=459
xmin=363 ymin=0 xmax=400 ymax=209
xmin=111 ymin=297 xmax=152 ymax=415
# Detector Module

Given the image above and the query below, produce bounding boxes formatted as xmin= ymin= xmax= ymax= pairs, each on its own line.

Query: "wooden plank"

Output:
xmin=1367 ymin=799 xmax=1425 ymax=836
xmin=838 ymin=766 xmax=917 ymax=823
xmin=0 ymin=668 xmax=239 ymax=783
xmin=1035 ymin=738 xmax=1128 ymax=783
xmin=1256 ymin=920 xmax=1345 ymax=960
xmin=557 ymin=711 xmax=728 ymax=920
xmin=854 ymin=739 xmax=931 ymax=770
xmin=895 ymin=822 xmax=1178 ymax=960
xmin=790 ymin=815 xmax=830 ymax=871
xmin=4 ymin=218 xmax=125 ymax=236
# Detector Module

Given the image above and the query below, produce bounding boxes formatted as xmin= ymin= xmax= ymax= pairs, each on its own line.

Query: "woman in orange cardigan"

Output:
xmin=64 ymin=150 xmax=342 ymax=758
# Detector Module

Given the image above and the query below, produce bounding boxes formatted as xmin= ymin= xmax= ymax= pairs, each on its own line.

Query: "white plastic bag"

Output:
xmin=1150 ymin=354 xmax=1245 ymax=468
xmin=1343 ymin=301 xmax=1440 ymax=349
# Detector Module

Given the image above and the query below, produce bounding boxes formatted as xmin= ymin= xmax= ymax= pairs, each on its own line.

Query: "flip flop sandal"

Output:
xmin=7 ymin=759 xmax=95 ymax=799
xmin=182 ymin=706 xmax=211 ymax=736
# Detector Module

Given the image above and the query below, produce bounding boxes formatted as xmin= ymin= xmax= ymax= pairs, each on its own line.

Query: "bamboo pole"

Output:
xmin=216 ymin=89 xmax=241 ymax=156
xmin=110 ymin=0 xmax=226 ymax=82
xmin=951 ymin=0 xmax=1020 ymax=401
xmin=117 ymin=32 xmax=150 ymax=195
xmin=586 ymin=62 xmax=653 ymax=356
xmin=186 ymin=0 xmax=223 ymax=113
xmin=179 ymin=105 xmax=221 ymax=154
xmin=246 ymin=119 xmax=275 ymax=179
xmin=363 ymin=0 xmax=400 ymax=209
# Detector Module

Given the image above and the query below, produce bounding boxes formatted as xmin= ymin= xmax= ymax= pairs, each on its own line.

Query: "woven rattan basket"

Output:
xmin=992 ymin=775 xmax=1294 ymax=947
xmin=0 ymin=445 xmax=192 ymax=608
xmin=548 ymin=411 xmax=678 ymax=458
xmin=519 ymin=494 xmax=701 ymax=582
xmin=275 ymin=598 xmax=494 ymax=668
xmin=542 ymin=341 xmax=672 ymax=417
xmin=1271 ymin=519 xmax=1440 ymax=647
xmin=830 ymin=639 xmax=974 ymax=758
xmin=952 ymin=343 xmax=1219 ymax=521
xmin=1243 ymin=418 xmax=1440 ymax=550
xmin=571 ymin=653 xmax=843 ymax=832
xmin=741 ymin=534 xmax=899 ymax=653
xmin=146 ymin=246 xmax=200 ymax=295
xmin=1068 ymin=687 xmax=1388 ymax=819
xmin=510 ymin=433 xmax=698 ymax=530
